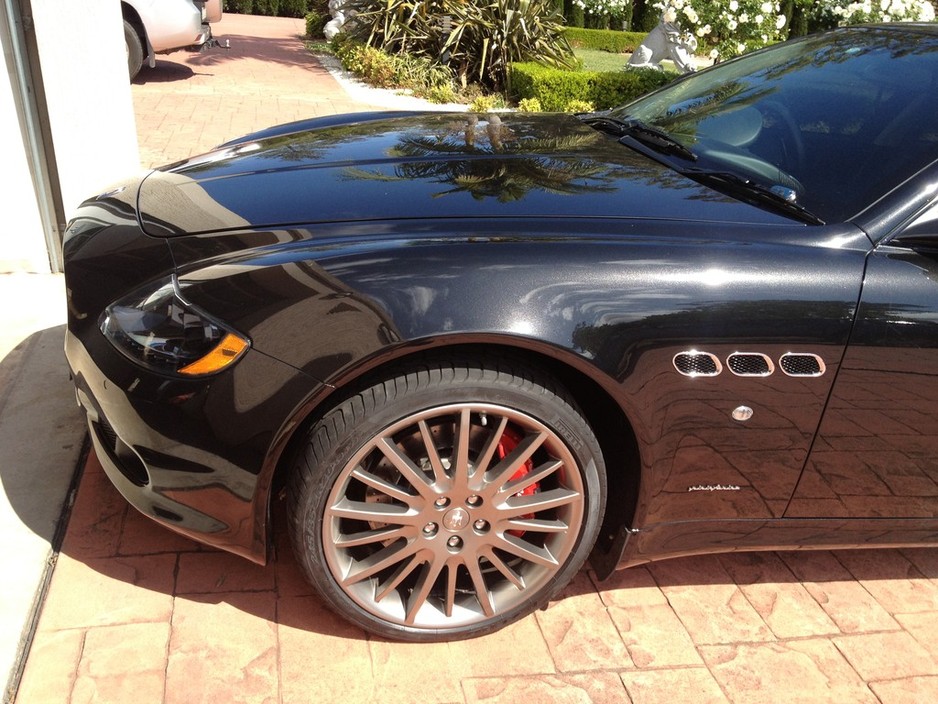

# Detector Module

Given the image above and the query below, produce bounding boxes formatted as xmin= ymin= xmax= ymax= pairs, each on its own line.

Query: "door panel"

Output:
xmin=787 ymin=208 xmax=938 ymax=518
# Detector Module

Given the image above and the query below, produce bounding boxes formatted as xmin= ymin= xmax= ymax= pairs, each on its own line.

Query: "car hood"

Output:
xmin=137 ymin=112 xmax=791 ymax=237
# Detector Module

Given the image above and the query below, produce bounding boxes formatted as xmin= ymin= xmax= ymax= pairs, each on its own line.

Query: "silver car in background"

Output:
xmin=122 ymin=0 xmax=222 ymax=79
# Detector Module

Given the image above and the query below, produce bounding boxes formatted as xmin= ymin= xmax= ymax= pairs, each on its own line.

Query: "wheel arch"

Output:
xmin=121 ymin=2 xmax=147 ymax=46
xmin=265 ymin=339 xmax=642 ymax=568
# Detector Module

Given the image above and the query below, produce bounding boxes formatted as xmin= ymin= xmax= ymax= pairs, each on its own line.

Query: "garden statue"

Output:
xmin=628 ymin=15 xmax=698 ymax=74
xmin=324 ymin=0 xmax=351 ymax=40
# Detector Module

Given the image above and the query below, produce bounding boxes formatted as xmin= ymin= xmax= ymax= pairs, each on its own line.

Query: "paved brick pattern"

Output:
xmin=16 ymin=13 xmax=938 ymax=704
xmin=16 ymin=453 xmax=938 ymax=703
xmin=130 ymin=13 xmax=380 ymax=168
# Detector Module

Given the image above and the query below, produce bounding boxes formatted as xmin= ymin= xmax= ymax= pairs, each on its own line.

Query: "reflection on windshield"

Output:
xmin=611 ymin=27 xmax=938 ymax=222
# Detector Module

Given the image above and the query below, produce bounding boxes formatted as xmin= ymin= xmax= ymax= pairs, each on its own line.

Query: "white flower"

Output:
xmin=761 ymin=2 xmax=773 ymax=13
xmin=728 ymin=18 xmax=738 ymax=29
xmin=776 ymin=13 xmax=787 ymax=28
xmin=683 ymin=6 xmax=699 ymax=23
xmin=729 ymin=0 xmax=738 ymax=10
xmin=709 ymin=48 xmax=719 ymax=58
xmin=738 ymin=42 xmax=747 ymax=53
xmin=739 ymin=12 xmax=749 ymax=22
xmin=663 ymin=8 xmax=677 ymax=23
xmin=755 ymin=14 xmax=764 ymax=23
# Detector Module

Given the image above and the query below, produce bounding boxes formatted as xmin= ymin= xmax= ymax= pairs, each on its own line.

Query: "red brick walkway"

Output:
xmin=130 ymin=13 xmax=380 ymax=168
xmin=15 ymin=14 xmax=938 ymax=704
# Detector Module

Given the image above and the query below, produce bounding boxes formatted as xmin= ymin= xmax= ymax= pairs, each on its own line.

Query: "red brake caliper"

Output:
xmin=497 ymin=427 xmax=538 ymax=537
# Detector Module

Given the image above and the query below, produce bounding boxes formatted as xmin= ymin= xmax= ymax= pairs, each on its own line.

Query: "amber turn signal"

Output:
xmin=178 ymin=333 xmax=250 ymax=376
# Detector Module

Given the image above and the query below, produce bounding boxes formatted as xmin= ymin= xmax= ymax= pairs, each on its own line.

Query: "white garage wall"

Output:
xmin=0 ymin=9 xmax=49 ymax=273
xmin=1 ymin=0 xmax=140 ymax=273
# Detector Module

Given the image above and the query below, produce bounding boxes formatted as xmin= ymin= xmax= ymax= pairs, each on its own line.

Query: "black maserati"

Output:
xmin=65 ymin=24 xmax=938 ymax=640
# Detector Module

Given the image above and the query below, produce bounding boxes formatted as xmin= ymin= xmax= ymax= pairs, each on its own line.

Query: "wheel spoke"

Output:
xmin=335 ymin=526 xmax=412 ymax=548
xmin=342 ymin=540 xmax=422 ymax=586
xmin=494 ymin=533 xmax=559 ymax=568
xmin=499 ymin=458 xmax=563 ymax=498
xmin=472 ymin=415 xmax=509 ymax=481
xmin=484 ymin=430 xmax=548 ymax=491
xmin=351 ymin=467 xmax=419 ymax=506
xmin=417 ymin=419 xmax=448 ymax=485
xmin=500 ymin=487 xmax=580 ymax=518
xmin=451 ymin=408 xmax=472 ymax=487
xmin=465 ymin=556 xmax=496 ymax=617
xmin=480 ymin=547 xmax=525 ymax=590
xmin=503 ymin=517 xmax=568 ymax=534
xmin=444 ymin=562 xmax=458 ymax=618
xmin=329 ymin=498 xmax=419 ymax=526
xmin=376 ymin=437 xmax=436 ymax=500
xmin=375 ymin=553 xmax=423 ymax=603
xmin=405 ymin=558 xmax=446 ymax=625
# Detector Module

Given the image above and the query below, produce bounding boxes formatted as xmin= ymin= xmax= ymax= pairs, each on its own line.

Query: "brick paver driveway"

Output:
xmin=16 ymin=13 xmax=938 ymax=704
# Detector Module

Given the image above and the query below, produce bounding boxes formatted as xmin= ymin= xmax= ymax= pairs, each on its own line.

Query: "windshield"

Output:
xmin=609 ymin=26 xmax=938 ymax=223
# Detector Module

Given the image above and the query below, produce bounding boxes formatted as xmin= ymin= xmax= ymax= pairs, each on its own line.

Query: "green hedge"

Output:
xmin=562 ymin=28 xmax=647 ymax=53
xmin=224 ymin=0 xmax=320 ymax=16
xmin=510 ymin=62 xmax=674 ymax=112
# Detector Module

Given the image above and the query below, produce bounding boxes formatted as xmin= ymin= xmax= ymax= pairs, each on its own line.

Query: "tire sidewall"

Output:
xmin=291 ymin=365 xmax=606 ymax=641
xmin=124 ymin=20 xmax=144 ymax=80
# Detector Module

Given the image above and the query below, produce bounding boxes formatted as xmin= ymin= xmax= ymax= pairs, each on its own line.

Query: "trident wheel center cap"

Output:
xmin=442 ymin=507 xmax=470 ymax=532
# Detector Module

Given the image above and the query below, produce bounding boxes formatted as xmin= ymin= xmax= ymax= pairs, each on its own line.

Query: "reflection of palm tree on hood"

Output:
xmin=343 ymin=115 xmax=628 ymax=202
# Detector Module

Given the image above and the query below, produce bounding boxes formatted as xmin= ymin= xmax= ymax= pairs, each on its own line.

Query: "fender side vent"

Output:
xmin=673 ymin=351 xmax=722 ymax=377
xmin=727 ymin=352 xmax=774 ymax=377
xmin=780 ymin=353 xmax=826 ymax=377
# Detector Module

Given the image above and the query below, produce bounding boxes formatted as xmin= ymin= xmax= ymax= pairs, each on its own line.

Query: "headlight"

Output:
xmin=100 ymin=276 xmax=249 ymax=376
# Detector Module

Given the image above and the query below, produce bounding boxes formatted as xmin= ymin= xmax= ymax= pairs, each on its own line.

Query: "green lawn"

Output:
xmin=575 ymin=48 xmax=631 ymax=72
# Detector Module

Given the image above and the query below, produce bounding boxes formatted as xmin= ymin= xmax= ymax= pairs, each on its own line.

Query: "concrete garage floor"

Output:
xmin=8 ymin=13 xmax=938 ymax=704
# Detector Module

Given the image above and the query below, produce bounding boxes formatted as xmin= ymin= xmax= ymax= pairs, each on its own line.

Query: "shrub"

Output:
xmin=426 ymin=83 xmax=458 ymax=104
xmin=332 ymin=34 xmax=456 ymax=97
xmin=517 ymin=97 xmax=542 ymax=112
xmin=563 ymin=28 xmax=646 ymax=53
xmin=565 ymin=99 xmax=594 ymax=113
xmin=224 ymin=0 xmax=254 ymax=13
xmin=253 ymin=0 xmax=280 ymax=15
xmin=305 ymin=10 xmax=328 ymax=37
xmin=347 ymin=0 xmax=575 ymax=91
xmin=468 ymin=94 xmax=508 ymax=113
xmin=510 ymin=62 xmax=673 ymax=112
xmin=281 ymin=0 xmax=311 ymax=17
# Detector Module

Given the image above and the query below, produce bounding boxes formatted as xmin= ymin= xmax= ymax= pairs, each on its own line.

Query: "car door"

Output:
xmin=786 ymin=202 xmax=938 ymax=518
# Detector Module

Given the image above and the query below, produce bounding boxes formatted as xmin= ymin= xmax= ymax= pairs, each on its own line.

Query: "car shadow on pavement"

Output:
xmin=132 ymin=60 xmax=196 ymax=83
xmin=50 ymin=439 xmax=938 ymax=641
xmin=0 ymin=325 xmax=85 ymax=550
xmin=134 ymin=33 xmax=321 ymax=84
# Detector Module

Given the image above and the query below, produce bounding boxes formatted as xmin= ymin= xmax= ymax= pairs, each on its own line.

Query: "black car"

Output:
xmin=65 ymin=24 xmax=938 ymax=641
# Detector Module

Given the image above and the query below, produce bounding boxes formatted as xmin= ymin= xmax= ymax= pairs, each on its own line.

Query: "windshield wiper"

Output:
xmin=682 ymin=167 xmax=825 ymax=225
xmin=579 ymin=115 xmax=697 ymax=162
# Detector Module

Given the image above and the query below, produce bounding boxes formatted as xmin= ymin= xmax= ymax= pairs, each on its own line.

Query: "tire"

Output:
xmin=288 ymin=358 xmax=606 ymax=641
xmin=124 ymin=20 xmax=144 ymax=80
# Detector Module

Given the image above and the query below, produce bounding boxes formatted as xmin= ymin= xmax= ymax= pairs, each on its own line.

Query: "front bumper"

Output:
xmin=66 ymin=328 xmax=320 ymax=563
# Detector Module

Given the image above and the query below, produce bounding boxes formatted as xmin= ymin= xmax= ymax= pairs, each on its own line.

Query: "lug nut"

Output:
xmin=423 ymin=522 xmax=438 ymax=535
xmin=466 ymin=495 xmax=482 ymax=507
xmin=447 ymin=536 xmax=462 ymax=549
xmin=434 ymin=497 xmax=450 ymax=508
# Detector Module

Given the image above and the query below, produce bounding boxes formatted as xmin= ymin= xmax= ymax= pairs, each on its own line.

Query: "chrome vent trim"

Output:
xmin=673 ymin=351 xmax=722 ymax=377
xmin=727 ymin=352 xmax=774 ymax=377
xmin=780 ymin=353 xmax=826 ymax=377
